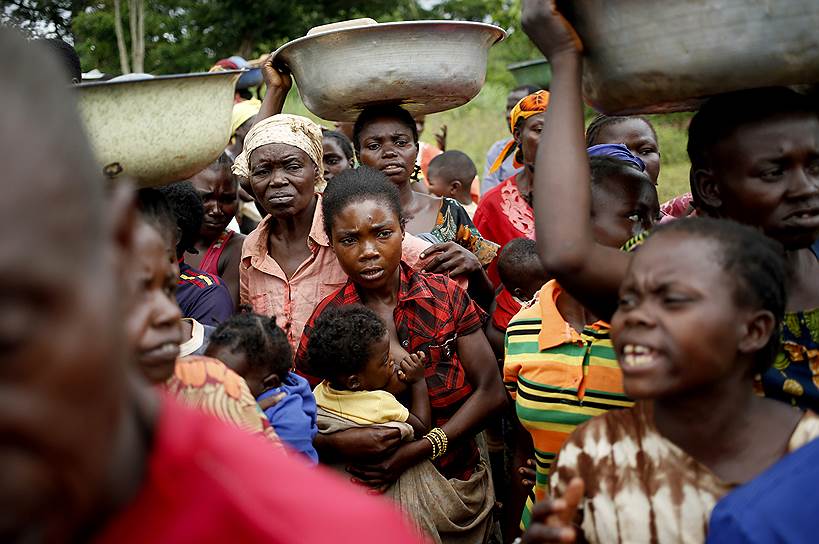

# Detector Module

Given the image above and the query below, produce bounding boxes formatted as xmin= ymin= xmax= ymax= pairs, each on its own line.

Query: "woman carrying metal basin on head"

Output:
xmin=233 ymin=63 xmax=431 ymax=354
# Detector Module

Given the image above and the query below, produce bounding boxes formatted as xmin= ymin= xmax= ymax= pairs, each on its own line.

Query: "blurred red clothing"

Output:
xmin=95 ymin=397 xmax=424 ymax=544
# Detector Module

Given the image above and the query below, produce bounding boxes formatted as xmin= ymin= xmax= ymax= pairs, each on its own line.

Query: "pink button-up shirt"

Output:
xmin=240 ymin=195 xmax=431 ymax=350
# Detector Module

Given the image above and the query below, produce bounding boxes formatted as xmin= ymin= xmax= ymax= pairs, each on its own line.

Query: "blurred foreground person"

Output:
xmin=0 ymin=28 xmax=422 ymax=544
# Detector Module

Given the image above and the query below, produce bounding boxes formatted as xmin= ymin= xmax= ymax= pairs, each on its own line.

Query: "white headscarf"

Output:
xmin=232 ymin=114 xmax=325 ymax=191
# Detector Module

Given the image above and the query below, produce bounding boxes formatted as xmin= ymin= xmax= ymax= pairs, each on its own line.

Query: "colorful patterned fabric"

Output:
xmin=504 ymin=281 xmax=631 ymax=529
xmin=489 ymin=91 xmax=550 ymax=174
xmin=296 ymin=261 xmax=488 ymax=480
xmin=760 ymin=308 xmax=819 ymax=411
xmin=551 ymin=402 xmax=819 ymax=544
xmin=199 ymin=229 xmax=234 ymax=277
xmin=473 ymin=175 xmax=535 ymax=287
xmin=166 ymin=355 xmax=282 ymax=447
xmin=659 ymin=192 xmax=696 ymax=221
xmin=419 ymin=197 xmax=499 ymax=267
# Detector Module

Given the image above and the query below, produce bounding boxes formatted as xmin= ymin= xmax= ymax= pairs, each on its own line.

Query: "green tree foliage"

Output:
xmin=69 ymin=0 xmax=434 ymax=75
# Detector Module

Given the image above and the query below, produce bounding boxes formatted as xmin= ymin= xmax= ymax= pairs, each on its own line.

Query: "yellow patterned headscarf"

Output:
xmin=489 ymin=90 xmax=550 ymax=174
xmin=232 ymin=114 xmax=326 ymax=191
xmin=231 ymin=99 xmax=261 ymax=136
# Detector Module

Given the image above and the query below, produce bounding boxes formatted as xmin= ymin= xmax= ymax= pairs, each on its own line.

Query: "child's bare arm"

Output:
xmin=397 ymin=352 xmax=432 ymax=437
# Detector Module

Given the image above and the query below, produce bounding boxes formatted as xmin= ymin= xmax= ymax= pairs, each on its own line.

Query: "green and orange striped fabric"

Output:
xmin=503 ymin=280 xmax=632 ymax=529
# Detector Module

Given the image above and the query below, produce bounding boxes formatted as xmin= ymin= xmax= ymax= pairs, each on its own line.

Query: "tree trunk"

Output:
xmin=127 ymin=0 xmax=144 ymax=73
xmin=113 ymin=0 xmax=131 ymax=74
xmin=133 ymin=0 xmax=145 ymax=72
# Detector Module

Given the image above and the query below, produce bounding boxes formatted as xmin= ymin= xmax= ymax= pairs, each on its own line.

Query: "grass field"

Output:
xmin=282 ymin=83 xmax=694 ymax=203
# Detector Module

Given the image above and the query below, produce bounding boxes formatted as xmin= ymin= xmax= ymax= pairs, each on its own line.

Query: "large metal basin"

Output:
xmin=76 ymin=70 xmax=243 ymax=186
xmin=272 ymin=20 xmax=505 ymax=122
xmin=563 ymin=0 xmax=819 ymax=114
xmin=508 ymin=59 xmax=552 ymax=90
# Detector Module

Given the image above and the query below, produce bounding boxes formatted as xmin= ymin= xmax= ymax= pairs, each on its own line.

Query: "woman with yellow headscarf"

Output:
xmin=235 ymin=70 xmax=432 ymax=353
xmin=473 ymin=90 xmax=550 ymax=289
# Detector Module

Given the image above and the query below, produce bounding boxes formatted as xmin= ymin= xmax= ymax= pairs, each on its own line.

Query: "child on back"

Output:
xmin=426 ymin=150 xmax=479 ymax=218
xmin=205 ymin=311 xmax=318 ymax=462
xmin=307 ymin=304 xmax=430 ymax=439
xmin=485 ymin=237 xmax=549 ymax=358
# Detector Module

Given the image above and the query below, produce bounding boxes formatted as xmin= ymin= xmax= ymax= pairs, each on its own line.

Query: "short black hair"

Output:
xmin=585 ymin=114 xmax=658 ymax=147
xmin=135 ymin=187 xmax=179 ymax=248
xmin=306 ymin=305 xmax=386 ymax=385
xmin=208 ymin=311 xmax=292 ymax=383
xmin=321 ymin=166 xmax=405 ymax=238
xmin=648 ymin=217 xmax=788 ymax=373
xmin=352 ymin=104 xmax=418 ymax=156
xmin=687 ymin=87 xmax=818 ymax=212
xmin=322 ymin=129 xmax=355 ymax=161
xmin=159 ymin=181 xmax=205 ymax=257
xmin=427 ymin=150 xmax=477 ymax=186
xmin=497 ymin=238 xmax=543 ymax=288
xmin=36 ymin=38 xmax=81 ymax=83
xmin=589 ymin=156 xmax=645 ymax=185
xmin=589 ymin=156 xmax=659 ymax=207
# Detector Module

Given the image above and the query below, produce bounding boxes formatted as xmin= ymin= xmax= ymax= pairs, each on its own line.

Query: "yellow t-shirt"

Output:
xmin=313 ymin=381 xmax=409 ymax=425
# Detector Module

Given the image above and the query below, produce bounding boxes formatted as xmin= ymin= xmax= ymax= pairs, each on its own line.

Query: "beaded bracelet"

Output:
xmin=423 ymin=427 xmax=448 ymax=460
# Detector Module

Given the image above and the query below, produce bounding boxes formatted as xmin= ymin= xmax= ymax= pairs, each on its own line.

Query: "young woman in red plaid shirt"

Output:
xmin=295 ymin=167 xmax=506 ymax=535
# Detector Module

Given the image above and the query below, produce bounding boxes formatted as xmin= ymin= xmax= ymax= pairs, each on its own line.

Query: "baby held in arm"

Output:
xmin=307 ymin=305 xmax=431 ymax=444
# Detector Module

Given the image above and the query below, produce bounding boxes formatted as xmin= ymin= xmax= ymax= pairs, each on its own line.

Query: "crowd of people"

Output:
xmin=4 ymin=1 xmax=819 ymax=542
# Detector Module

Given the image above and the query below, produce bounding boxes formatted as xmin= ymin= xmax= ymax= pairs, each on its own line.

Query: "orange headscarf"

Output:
xmin=489 ymin=90 xmax=550 ymax=174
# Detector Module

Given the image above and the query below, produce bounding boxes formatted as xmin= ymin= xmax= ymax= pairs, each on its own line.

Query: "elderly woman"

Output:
xmin=233 ymin=70 xmax=430 ymax=350
xmin=249 ymin=60 xmax=496 ymax=310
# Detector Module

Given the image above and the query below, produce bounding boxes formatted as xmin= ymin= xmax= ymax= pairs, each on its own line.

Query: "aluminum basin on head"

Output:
xmin=563 ymin=0 xmax=819 ymax=114
xmin=76 ymin=70 xmax=243 ymax=186
xmin=273 ymin=21 xmax=506 ymax=122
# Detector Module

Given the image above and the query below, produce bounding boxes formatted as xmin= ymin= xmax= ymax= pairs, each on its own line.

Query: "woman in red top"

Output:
xmin=474 ymin=91 xmax=549 ymax=288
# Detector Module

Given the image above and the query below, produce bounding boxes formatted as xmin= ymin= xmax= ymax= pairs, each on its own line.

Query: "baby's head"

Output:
xmin=205 ymin=311 xmax=292 ymax=398
xmin=307 ymin=305 xmax=400 ymax=393
xmin=426 ymin=150 xmax=477 ymax=202
xmin=498 ymin=238 xmax=548 ymax=303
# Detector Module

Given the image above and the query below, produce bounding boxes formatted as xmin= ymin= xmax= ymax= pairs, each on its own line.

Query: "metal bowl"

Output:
xmin=272 ymin=20 xmax=506 ymax=122
xmin=76 ymin=70 xmax=243 ymax=186
xmin=563 ymin=0 xmax=819 ymax=114
xmin=508 ymin=59 xmax=551 ymax=90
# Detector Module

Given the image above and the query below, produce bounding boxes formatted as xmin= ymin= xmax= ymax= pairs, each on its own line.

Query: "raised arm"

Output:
xmin=522 ymin=0 xmax=631 ymax=320
xmin=254 ymin=53 xmax=293 ymax=124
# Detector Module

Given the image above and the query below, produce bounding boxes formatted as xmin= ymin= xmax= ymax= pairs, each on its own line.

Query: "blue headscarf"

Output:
xmin=587 ymin=143 xmax=646 ymax=172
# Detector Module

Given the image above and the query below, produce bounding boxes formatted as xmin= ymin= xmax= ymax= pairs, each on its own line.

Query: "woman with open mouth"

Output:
xmin=523 ymin=218 xmax=819 ymax=544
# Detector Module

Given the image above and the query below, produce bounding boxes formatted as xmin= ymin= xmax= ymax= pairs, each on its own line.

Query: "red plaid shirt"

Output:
xmin=296 ymin=262 xmax=487 ymax=480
